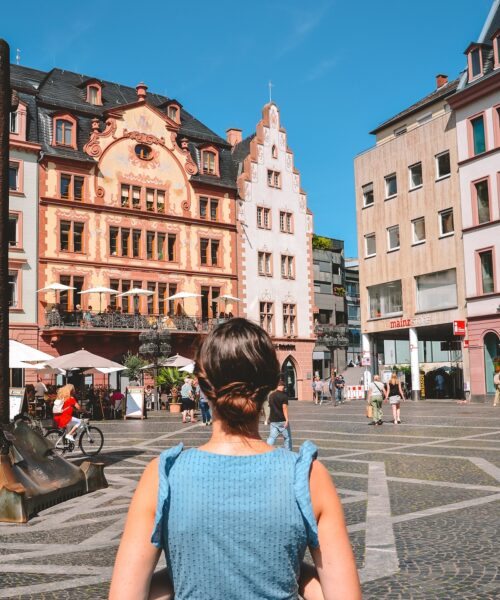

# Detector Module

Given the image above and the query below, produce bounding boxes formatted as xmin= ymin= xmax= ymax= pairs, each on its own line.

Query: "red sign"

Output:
xmin=453 ymin=320 xmax=466 ymax=336
xmin=463 ymin=339 xmax=469 ymax=348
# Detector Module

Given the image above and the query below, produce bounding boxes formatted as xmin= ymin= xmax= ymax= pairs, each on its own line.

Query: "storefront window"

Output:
xmin=368 ymin=280 xmax=402 ymax=318
xmin=416 ymin=269 xmax=457 ymax=312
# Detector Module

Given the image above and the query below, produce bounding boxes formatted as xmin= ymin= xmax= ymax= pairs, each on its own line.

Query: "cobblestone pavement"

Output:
xmin=1 ymin=400 xmax=499 ymax=599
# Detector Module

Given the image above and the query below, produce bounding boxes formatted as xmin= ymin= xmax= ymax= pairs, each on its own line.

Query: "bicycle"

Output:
xmin=44 ymin=416 xmax=104 ymax=457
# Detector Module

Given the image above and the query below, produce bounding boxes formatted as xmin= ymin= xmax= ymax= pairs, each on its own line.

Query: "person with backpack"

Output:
xmin=52 ymin=384 xmax=82 ymax=442
xmin=367 ymin=375 xmax=385 ymax=426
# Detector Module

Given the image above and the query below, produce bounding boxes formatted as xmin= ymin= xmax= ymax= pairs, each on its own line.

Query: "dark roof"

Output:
xmin=10 ymin=64 xmax=236 ymax=187
xmin=370 ymin=78 xmax=459 ymax=135
xmin=231 ymin=134 xmax=256 ymax=165
xmin=458 ymin=1 xmax=500 ymax=93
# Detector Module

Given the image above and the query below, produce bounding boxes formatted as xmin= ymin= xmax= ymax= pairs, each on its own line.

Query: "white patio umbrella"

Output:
xmin=117 ymin=288 xmax=154 ymax=312
xmin=79 ymin=287 xmax=119 ymax=313
xmin=9 ymin=340 xmax=53 ymax=369
xmin=83 ymin=366 xmax=125 ymax=375
xmin=179 ymin=363 xmax=195 ymax=374
xmin=45 ymin=349 xmax=124 ymax=371
xmin=216 ymin=294 xmax=241 ymax=303
xmin=37 ymin=282 xmax=76 ymax=293
xmin=166 ymin=291 xmax=202 ymax=315
xmin=160 ymin=354 xmax=194 ymax=368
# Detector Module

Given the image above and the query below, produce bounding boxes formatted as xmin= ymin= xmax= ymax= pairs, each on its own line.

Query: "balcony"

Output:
xmin=43 ymin=310 xmax=228 ymax=334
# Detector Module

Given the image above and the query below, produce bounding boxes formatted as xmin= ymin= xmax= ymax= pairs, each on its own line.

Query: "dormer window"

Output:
xmin=87 ymin=83 xmax=102 ymax=105
xmin=10 ymin=111 xmax=18 ymax=134
xmin=53 ymin=114 xmax=77 ymax=148
xmin=201 ymin=146 xmax=219 ymax=176
xmin=9 ymin=101 xmax=27 ymax=140
xmin=167 ymin=106 xmax=179 ymax=123
xmin=467 ymin=45 xmax=484 ymax=80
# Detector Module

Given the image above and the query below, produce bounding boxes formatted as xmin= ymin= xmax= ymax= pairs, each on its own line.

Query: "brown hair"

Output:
xmin=195 ymin=318 xmax=280 ymax=433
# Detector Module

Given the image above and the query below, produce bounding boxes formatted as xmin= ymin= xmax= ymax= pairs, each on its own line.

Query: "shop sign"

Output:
xmin=463 ymin=339 xmax=469 ymax=348
xmin=389 ymin=315 xmax=432 ymax=329
xmin=274 ymin=343 xmax=296 ymax=351
xmin=453 ymin=320 xmax=466 ymax=336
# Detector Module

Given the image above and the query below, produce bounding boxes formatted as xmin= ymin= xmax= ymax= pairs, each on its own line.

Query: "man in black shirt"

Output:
xmin=266 ymin=380 xmax=292 ymax=451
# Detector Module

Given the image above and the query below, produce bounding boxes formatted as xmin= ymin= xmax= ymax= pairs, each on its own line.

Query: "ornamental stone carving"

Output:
xmin=123 ymin=130 xmax=166 ymax=147
xmin=286 ymin=153 xmax=292 ymax=172
xmin=257 ymin=145 xmax=264 ymax=164
xmin=251 ymin=163 xmax=258 ymax=182
xmin=83 ymin=118 xmax=117 ymax=158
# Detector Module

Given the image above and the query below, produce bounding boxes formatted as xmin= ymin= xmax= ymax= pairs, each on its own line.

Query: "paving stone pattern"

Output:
xmin=0 ymin=401 xmax=499 ymax=598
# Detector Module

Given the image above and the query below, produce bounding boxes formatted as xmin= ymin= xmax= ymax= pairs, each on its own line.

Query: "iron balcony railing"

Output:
xmin=43 ymin=310 xmax=230 ymax=333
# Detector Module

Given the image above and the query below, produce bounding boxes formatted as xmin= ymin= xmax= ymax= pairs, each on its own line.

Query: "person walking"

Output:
xmin=195 ymin=378 xmax=212 ymax=425
xmin=267 ymin=380 xmax=292 ymax=451
xmin=493 ymin=369 xmax=500 ymax=407
xmin=34 ymin=376 xmax=47 ymax=410
xmin=367 ymin=375 xmax=385 ymax=426
xmin=334 ymin=373 xmax=345 ymax=405
xmin=312 ymin=376 xmax=322 ymax=405
xmin=110 ymin=318 xmax=361 ymax=600
xmin=384 ymin=372 xmax=405 ymax=425
xmin=181 ymin=377 xmax=196 ymax=423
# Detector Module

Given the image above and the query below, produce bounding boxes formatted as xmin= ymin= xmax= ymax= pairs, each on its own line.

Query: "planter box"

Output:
xmin=169 ymin=403 xmax=182 ymax=413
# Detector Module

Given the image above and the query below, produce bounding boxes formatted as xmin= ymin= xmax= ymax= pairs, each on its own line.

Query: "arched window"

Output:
xmin=201 ymin=146 xmax=219 ymax=176
xmin=87 ymin=84 xmax=102 ymax=105
xmin=484 ymin=332 xmax=500 ymax=393
xmin=53 ymin=114 xmax=77 ymax=148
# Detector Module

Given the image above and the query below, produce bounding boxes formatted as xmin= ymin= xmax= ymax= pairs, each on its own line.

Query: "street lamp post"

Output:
xmin=138 ymin=329 xmax=171 ymax=410
xmin=322 ymin=325 xmax=350 ymax=379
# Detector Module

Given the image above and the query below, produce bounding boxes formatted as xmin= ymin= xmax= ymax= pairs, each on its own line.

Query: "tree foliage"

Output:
xmin=312 ymin=234 xmax=333 ymax=250
xmin=122 ymin=352 xmax=146 ymax=382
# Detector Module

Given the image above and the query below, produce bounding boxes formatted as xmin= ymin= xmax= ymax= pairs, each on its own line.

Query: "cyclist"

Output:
xmin=52 ymin=384 xmax=82 ymax=442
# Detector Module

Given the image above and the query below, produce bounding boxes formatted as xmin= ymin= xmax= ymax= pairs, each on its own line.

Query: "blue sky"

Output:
xmin=2 ymin=0 xmax=493 ymax=256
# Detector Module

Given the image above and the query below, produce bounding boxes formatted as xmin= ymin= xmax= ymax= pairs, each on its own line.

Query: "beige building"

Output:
xmin=354 ymin=76 xmax=468 ymax=400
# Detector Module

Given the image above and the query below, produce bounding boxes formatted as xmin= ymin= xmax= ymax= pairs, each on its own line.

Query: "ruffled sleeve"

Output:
xmin=151 ymin=443 xmax=184 ymax=548
xmin=294 ymin=440 xmax=319 ymax=549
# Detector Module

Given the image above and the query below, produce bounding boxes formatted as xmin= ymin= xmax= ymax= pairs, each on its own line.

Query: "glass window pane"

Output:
xmin=362 ymin=183 xmax=374 ymax=206
xmin=437 ymin=152 xmax=450 ymax=178
xmin=385 ymin=174 xmax=397 ymax=197
xmin=472 ymin=116 xmax=486 ymax=155
xmin=200 ymin=239 xmax=208 ymax=264
xmin=410 ymin=163 xmax=422 ymax=188
xmin=8 ymin=271 xmax=17 ymax=307
xmin=73 ymin=223 xmax=84 ymax=252
xmin=416 ymin=269 xmax=457 ymax=311
xmin=388 ymin=226 xmax=400 ymax=250
xmin=368 ymin=280 xmax=402 ymax=317
xmin=64 ymin=122 xmax=72 ymax=146
xmin=210 ymin=200 xmax=218 ymax=220
xmin=365 ymin=234 xmax=376 ymax=256
xmin=471 ymin=48 xmax=481 ymax=76
xmin=412 ymin=218 xmax=426 ymax=243
xmin=60 ymin=175 xmax=71 ymax=198
xmin=146 ymin=189 xmax=155 ymax=211
xmin=158 ymin=233 xmax=165 ymax=260
xmin=60 ymin=222 xmax=70 ymax=250
xmin=121 ymin=229 xmax=130 ymax=256
xmin=74 ymin=176 xmax=84 ymax=200
xmin=200 ymin=198 xmax=208 ymax=219
xmin=167 ymin=234 xmax=176 ymax=261
xmin=211 ymin=240 xmax=219 ymax=265
xmin=147 ymin=232 xmax=155 ymax=259
xmin=440 ymin=210 xmax=454 ymax=235
xmin=56 ymin=120 xmax=63 ymax=143
xmin=157 ymin=191 xmax=165 ymax=213
xmin=9 ymin=165 xmax=18 ymax=190
xmin=480 ymin=251 xmax=494 ymax=294
xmin=8 ymin=215 xmax=17 ymax=246
xmin=475 ymin=180 xmax=490 ymax=224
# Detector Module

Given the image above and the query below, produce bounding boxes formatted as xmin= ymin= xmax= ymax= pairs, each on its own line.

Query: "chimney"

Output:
xmin=226 ymin=128 xmax=243 ymax=147
xmin=436 ymin=74 xmax=448 ymax=89
xmin=136 ymin=82 xmax=148 ymax=101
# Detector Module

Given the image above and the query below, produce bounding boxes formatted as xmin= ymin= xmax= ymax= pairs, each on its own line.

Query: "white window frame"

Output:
xmin=438 ymin=208 xmax=454 ymax=238
xmin=435 ymin=151 xmax=451 ymax=180
xmin=387 ymin=225 xmax=400 ymax=251
xmin=362 ymin=182 xmax=374 ymax=207
xmin=408 ymin=162 xmax=423 ymax=190
xmin=8 ymin=270 xmax=18 ymax=308
xmin=385 ymin=173 xmax=397 ymax=199
xmin=365 ymin=233 xmax=376 ymax=258
xmin=411 ymin=217 xmax=426 ymax=245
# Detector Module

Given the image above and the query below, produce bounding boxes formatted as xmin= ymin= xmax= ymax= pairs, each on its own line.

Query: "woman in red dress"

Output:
xmin=53 ymin=384 xmax=82 ymax=442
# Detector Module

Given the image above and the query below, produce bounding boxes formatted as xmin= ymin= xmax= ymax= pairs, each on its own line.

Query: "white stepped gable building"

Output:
xmin=230 ymin=102 xmax=315 ymax=401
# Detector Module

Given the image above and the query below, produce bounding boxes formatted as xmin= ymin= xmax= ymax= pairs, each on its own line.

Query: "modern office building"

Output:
xmin=448 ymin=0 xmax=500 ymax=401
xmin=312 ymin=236 xmax=347 ymax=378
xmin=355 ymin=75 xmax=468 ymax=399
xmin=344 ymin=258 xmax=361 ymax=365
xmin=232 ymin=102 xmax=315 ymax=400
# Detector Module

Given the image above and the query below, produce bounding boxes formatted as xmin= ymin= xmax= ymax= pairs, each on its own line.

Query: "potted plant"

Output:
xmin=156 ymin=367 xmax=185 ymax=413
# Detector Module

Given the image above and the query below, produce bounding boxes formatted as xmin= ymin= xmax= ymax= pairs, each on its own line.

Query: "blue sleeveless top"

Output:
xmin=151 ymin=441 xmax=319 ymax=600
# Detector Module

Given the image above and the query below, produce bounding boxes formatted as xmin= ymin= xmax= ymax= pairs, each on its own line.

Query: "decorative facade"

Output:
xmin=232 ymin=103 xmax=315 ymax=400
xmin=449 ymin=0 xmax=500 ymax=401
xmin=9 ymin=66 xmax=239 ymax=383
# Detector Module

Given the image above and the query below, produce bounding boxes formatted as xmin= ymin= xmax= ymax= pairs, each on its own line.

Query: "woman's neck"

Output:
xmin=200 ymin=416 xmax=272 ymax=455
